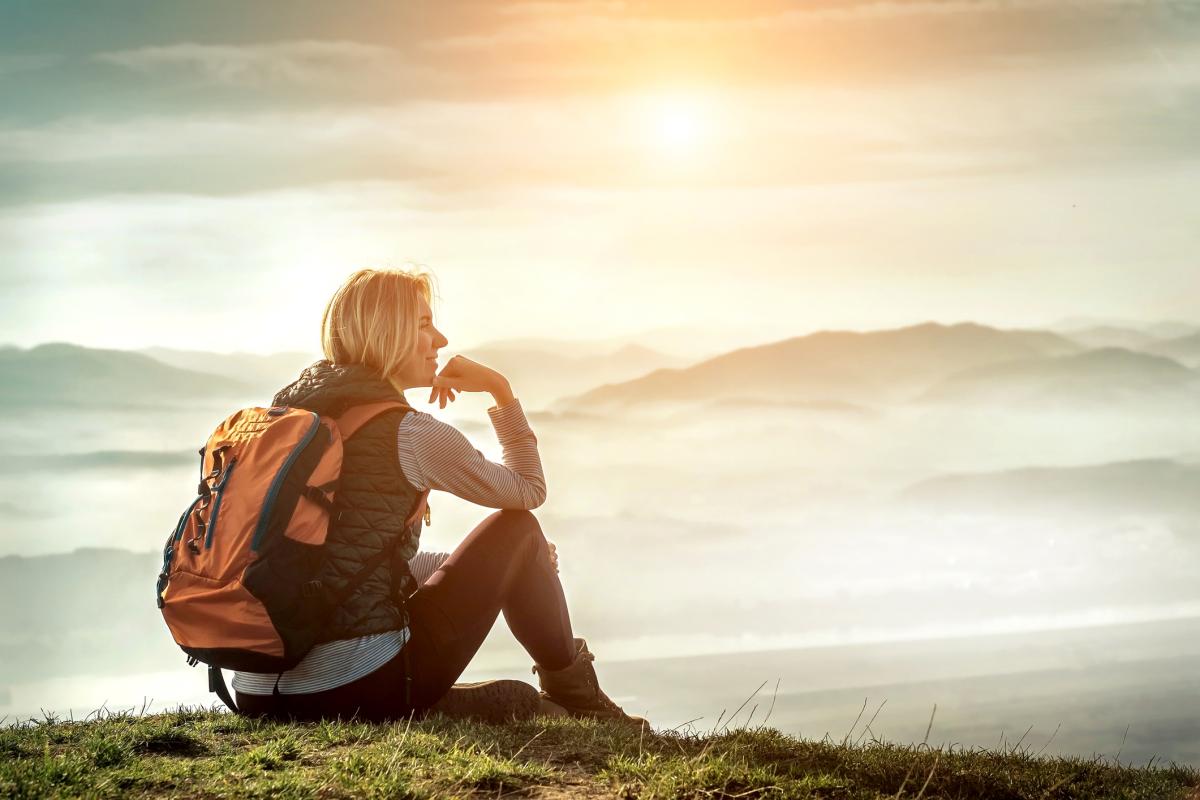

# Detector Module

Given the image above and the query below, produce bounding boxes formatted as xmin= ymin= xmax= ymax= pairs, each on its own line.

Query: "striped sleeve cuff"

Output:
xmin=487 ymin=398 xmax=534 ymax=441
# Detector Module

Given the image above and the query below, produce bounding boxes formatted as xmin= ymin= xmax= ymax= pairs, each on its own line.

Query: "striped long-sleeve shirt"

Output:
xmin=231 ymin=398 xmax=545 ymax=696
xmin=397 ymin=398 xmax=546 ymax=509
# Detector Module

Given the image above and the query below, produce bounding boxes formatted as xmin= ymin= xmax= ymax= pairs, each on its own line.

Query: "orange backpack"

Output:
xmin=156 ymin=400 xmax=428 ymax=706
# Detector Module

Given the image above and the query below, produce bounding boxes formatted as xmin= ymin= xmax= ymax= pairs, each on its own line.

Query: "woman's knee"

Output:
xmin=482 ymin=510 xmax=548 ymax=559
xmin=487 ymin=509 xmax=542 ymax=534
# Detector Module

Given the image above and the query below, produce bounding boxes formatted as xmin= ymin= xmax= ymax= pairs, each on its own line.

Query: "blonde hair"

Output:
xmin=321 ymin=268 xmax=436 ymax=392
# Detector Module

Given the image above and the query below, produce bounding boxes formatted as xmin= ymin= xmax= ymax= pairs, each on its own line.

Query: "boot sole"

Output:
xmin=537 ymin=693 xmax=650 ymax=730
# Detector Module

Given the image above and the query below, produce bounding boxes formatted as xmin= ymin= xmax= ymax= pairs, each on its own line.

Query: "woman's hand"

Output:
xmin=547 ymin=540 xmax=558 ymax=573
xmin=428 ymin=355 xmax=511 ymax=409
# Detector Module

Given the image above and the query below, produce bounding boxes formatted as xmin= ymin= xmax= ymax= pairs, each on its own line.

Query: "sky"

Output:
xmin=1 ymin=0 xmax=1198 ymax=354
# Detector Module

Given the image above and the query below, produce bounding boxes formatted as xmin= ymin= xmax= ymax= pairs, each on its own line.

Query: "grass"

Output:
xmin=1 ymin=705 xmax=1197 ymax=799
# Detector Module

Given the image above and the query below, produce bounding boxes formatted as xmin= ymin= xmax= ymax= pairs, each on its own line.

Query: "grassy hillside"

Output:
xmin=2 ymin=709 xmax=1196 ymax=799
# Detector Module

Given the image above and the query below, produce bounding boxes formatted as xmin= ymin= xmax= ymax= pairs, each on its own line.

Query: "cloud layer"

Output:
xmin=2 ymin=0 xmax=1198 ymax=348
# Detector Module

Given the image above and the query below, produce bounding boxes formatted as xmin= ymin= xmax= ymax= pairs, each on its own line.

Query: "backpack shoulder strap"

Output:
xmin=333 ymin=400 xmax=430 ymax=528
xmin=334 ymin=400 xmax=411 ymax=441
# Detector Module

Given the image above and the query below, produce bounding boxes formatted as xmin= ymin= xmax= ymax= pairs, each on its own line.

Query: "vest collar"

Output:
xmin=272 ymin=360 xmax=412 ymax=418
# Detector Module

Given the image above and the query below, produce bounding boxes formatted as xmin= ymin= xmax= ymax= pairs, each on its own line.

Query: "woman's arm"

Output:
xmin=487 ymin=380 xmax=515 ymax=409
xmin=429 ymin=355 xmax=511 ymax=410
xmin=397 ymin=398 xmax=547 ymax=509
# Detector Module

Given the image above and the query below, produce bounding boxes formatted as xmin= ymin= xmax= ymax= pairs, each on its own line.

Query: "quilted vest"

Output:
xmin=271 ymin=361 xmax=423 ymax=643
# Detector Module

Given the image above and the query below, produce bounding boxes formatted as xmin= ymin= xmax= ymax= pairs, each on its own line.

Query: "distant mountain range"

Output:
xmin=920 ymin=348 xmax=1200 ymax=408
xmin=560 ymin=322 xmax=1105 ymax=410
xmin=465 ymin=341 xmax=687 ymax=409
xmin=149 ymin=340 xmax=686 ymax=408
xmin=1060 ymin=325 xmax=1166 ymax=351
xmin=899 ymin=459 xmax=1200 ymax=517
xmin=0 ymin=343 xmax=254 ymax=408
xmin=140 ymin=347 xmax=317 ymax=394
xmin=0 ymin=340 xmax=686 ymax=412
xmin=1052 ymin=317 xmax=1199 ymax=341
xmin=1145 ymin=333 xmax=1200 ymax=368
xmin=1054 ymin=323 xmax=1200 ymax=367
xmin=463 ymin=323 xmax=798 ymax=362
xmin=5 ymin=320 xmax=1200 ymax=413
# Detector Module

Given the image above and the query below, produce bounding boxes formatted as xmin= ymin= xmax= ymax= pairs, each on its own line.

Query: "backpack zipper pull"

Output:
xmin=423 ymin=504 xmax=432 ymax=527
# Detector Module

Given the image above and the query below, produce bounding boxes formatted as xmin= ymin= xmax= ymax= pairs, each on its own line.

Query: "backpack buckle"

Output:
xmin=302 ymin=484 xmax=335 ymax=512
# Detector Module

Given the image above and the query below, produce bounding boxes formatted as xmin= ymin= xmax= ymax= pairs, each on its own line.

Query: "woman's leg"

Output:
xmin=404 ymin=509 xmax=576 ymax=710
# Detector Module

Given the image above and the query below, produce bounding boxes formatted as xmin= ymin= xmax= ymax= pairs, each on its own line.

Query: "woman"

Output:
xmin=231 ymin=268 xmax=646 ymax=729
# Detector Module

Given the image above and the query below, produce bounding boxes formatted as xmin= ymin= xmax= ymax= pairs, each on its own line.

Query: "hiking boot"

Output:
xmin=539 ymin=697 xmax=569 ymax=717
xmin=426 ymin=679 xmax=540 ymax=724
xmin=532 ymin=638 xmax=650 ymax=731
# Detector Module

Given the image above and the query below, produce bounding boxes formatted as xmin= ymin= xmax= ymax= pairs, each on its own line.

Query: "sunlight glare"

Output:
xmin=636 ymin=91 xmax=713 ymax=160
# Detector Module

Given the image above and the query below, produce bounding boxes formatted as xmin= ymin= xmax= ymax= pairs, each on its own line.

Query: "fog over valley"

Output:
xmin=2 ymin=319 xmax=1199 ymax=763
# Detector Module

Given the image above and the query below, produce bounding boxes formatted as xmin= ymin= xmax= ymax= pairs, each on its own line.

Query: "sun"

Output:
xmin=636 ymin=91 xmax=713 ymax=160
xmin=656 ymin=100 xmax=703 ymax=152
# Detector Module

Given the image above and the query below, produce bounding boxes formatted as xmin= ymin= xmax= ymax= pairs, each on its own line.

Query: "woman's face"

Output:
xmin=399 ymin=294 xmax=447 ymax=388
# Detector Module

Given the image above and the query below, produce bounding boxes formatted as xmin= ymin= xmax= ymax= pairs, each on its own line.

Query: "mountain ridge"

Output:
xmin=0 ymin=342 xmax=253 ymax=408
xmin=9 ymin=324 xmax=1196 ymax=414
xmin=560 ymin=322 xmax=1085 ymax=410
xmin=920 ymin=347 xmax=1198 ymax=407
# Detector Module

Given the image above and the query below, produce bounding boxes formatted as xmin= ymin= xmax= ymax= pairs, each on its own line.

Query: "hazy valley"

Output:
xmin=2 ymin=319 xmax=1199 ymax=764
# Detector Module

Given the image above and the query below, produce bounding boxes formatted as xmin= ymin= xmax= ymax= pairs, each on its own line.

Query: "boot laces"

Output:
xmin=578 ymin=650 xmax=624 ymax=710
xmin=536 ymin=646 xmax=627 ymax=716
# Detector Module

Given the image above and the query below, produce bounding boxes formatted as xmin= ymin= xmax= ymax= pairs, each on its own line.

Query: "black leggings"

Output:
xmin=235 ymin=509 xmax=576 ymax=722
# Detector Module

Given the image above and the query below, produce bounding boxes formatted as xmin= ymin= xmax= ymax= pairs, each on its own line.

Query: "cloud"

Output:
xmin=94 ymin=39 xmax=431 ymax=87
xmin=4 ymin=41 xmax=1200 ymax=205
xmin=75 ymin=1 xmax=1194 ymax=109
xmin=2 ymin=0 xmax=1186 ymax=131
xmin=428 ymin=0 xmax=1175 ymax=53
xmin=2 ymin=1 xmax=1198 ymax=206
xmin=0 ymin=91 xmax=1059 ymax=203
